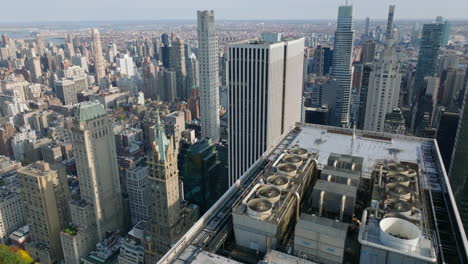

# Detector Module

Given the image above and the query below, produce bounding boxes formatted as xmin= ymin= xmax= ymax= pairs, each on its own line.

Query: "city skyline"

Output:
xmin=1 ymin=0 xmax=468 ymax=23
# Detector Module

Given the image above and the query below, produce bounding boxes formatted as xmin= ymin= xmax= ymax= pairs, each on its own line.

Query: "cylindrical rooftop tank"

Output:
xmin=247 ymin=198 xmax=273 ymax=220
xmin=379 ymin=217 xmax=421 ymax=250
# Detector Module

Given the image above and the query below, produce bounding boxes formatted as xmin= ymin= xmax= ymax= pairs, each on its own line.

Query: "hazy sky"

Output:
xmin=1 ymin=0 xmax=467 ymax=22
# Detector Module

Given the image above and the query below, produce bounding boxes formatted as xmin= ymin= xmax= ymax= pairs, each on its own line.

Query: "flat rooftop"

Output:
xmin=286 ymin=124 xmax=430 ymax=178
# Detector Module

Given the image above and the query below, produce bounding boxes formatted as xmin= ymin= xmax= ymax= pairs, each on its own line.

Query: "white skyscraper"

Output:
xmin=364 ymin=5 xmax=402 ymax=132
xmin=117 ymin=54 xmax=135 ymax=76
xmin=331 ymin=5 xmax=354 ymax=127
xmin=91 ymin=29 xmax=106 ymax=83
xmin=70 ymin=101 xmax=123 ymax=240
xmin=197 ymin=10 xmax=220 ymax=142
xmin=227 ymin=38 xmax=304 ymax=185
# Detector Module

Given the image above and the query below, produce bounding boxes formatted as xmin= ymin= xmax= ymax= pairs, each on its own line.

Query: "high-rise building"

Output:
xmin=331 ymin=5 xmax=355 ymax=127
xmin=0 ymin=188 xmax=25 ymax=244
xmin=116 ymin=54 xmax=135 ymax=76
xmin=227 ymin=38 xmax=304 ymax=185
xmin=142 ymin=57 xmax=156 ymax=99
xmin=0 ymin=123 xmax=16 ymax=156
xmin=157 ymin=68 xmax=177 ymax=101
xmin=18 ymin=162 xmax=70 ymax=264
xmin=126 ymin=162 xmax=152 ymax=226
xmin=449 ymin=85 xmax=468 ymax=233
xmin=159 ymin=123 xmax=468 ymax=264
xmin=385 ymin=5 xmax=395 ymax=40
xmin=312 ymin=45 xmax=325 ymax=76
xmin=360 ymin=40 xmax=376 ymax=64
xmin=144 ymin=114 xmax=197 ymax=262
xmin=36 ymin=32 xmax=45 ymax=57
xmin=383 ymin=107 xmax=406 ymax=134
xmin=364 ymin=6 xmax=402 ymax=132
xmin=436 ymin=111 xmax=459 ymax=170
xmin=197 ymin=10 xmax=220 ymax=142
xmin=168 ymin=38 xmax=187 ymax=99
xmin=181 ymin=139 xmax=227 ymax=213
xmin=414 ymin=23 xmax=444 ymax=95
xmin=70 ymin=101 xmax=124 ymax=240
xmin=91 ymin=29 xmax=106 ymax=83
xmin=54 ymin=78 xmax=78 ymax=105
xmin=442 ymin=20 xmax=451 ymax=45
xmin=364 ymin=17 xmax=370 ymax=37
xmin=186 ymin=54 xmax=199 ymax=90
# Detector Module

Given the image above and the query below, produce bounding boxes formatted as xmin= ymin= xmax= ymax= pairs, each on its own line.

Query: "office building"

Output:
xmin=436 ymin=111 xmax=459 ymax=170
xmin=70 ymin=101 xmax=124 ymax=240
xmin=0 ymin=123 xmax=16 ymax=156
xmin=18 ymin=162 xmax=70 ymax=264
xmin=91 ymin=29 xmax=106 ymax=83
xmin=197 ymin=10 xmax=220 ymax=142
xmin=142 ymin=57 xmax=156 ymax=99
xmin=55 ymin=78 xmax=78 ymax=105
xmin=414 ymin=23 xmax=444 ymax=95
xmin=144 ymin=114 xmax=197 ymax=262
xmin=117 ymin=54 xmax=135 ymax=76
xmin=364 ymin=17 xmax=370 ymax=37
xmin=383 ymin=107 xmax=406 ymax=134
xmin=0 ymin=189 xmax=25 ymax=244
xmin=159 ymin=123 xmax=468 ymax=264
xmin=126 ymin=163 xmax=152 ymax=225
xmin=168 ymin=38 xmax=187 ymax=99
xmin=181 ymin=139 xmax=227 ymax=214
xmin=227 ymin=37 xmax=304 ymax=185
xmin=331 ymin=5 xmax=355 ymax=127
xmin=364 ymin=6 xmax=402 ymax=132
xmin=360 ymin=40 xmax=376 ymax=64
xmin=449 ymin=85 xmax=468 ymax=233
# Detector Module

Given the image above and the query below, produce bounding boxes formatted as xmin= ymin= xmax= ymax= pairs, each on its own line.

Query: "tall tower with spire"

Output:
xmin=363 ymin=5 xmax=402 ymax=132
xmin=91 ymin=29 xmax=106 ymax=84
xmin=144 ymin=113 xmax=197 ymax=262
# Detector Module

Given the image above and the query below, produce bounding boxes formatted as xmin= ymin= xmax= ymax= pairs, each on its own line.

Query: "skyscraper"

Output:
xmin=18 ymin=162 xmax=70 ymax=264
xmin=144 ymin=114 xmax=197 ymax=262
xmin=142 ymin=57 xmax=156 ymax=99
xmin=331 ymin=5 xmax=355 ymax=127
xmin=70 ymin=101 xmax=123 ymax=240
xmin=91 ymin=29 xmax=106 ymax=83
xmin=168 ymin=38 xmax=187 ymax=99
xmin=197 ymin=10 xmax=220 ymax=142
xmin=227 ymin=38 xmax=304 ymax=185
xmin=364 ymin=17 xmax=370 ymax=37
xmin=360 ymin=40 xmax=376 ymax=64
xmin=414 ymin=23 xmax=444 ymax=95
xmin=364 ymin=5 xmax=402 ymax=132
xmin=449 ymin=84 xmax=468 ymax=233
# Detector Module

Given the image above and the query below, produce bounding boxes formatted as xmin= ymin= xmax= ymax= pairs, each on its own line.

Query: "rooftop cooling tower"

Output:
xmin=290 ymin=147 xmax=308 ymax=158
xmin=283 ymin=154 xmax=303 ymax=167
xmin=388 ymin=200 xmax=412 ymax=216
xmin=247 ymin=198 xmax=273 ymax=220
xmin=387 ymin=184 xmax=412 ymax=202
xmin=257 ymin=186 xmax=281 ymax=203
xmin=276 ymin=163 xmax=298 ymax=177
xmin=379 ymin=217 xmax=421 ymax=250
xmin=267 ymin=175 xmax=290 ymax=190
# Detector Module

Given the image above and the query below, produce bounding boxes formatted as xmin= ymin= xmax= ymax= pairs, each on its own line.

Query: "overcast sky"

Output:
xmin=1 ymin=0 xmax=467 ymax=22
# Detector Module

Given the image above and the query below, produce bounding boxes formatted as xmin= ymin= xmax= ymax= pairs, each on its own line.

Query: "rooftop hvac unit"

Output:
xmin=379 ymin=217 xmax=421 ymax=250
xmin=386 ymin=183 xmax=412 ymax=202
xmin=290 ymin=147 xmax=308 ymax=158
xmin=247 ymin=198 xmax=273 ymax=220
xmin=267 ymin=175 xmax=290 ymax=190
xmin=387 ymin=174 xmax=411 ymax=187
xmin=387 ymin=200 xmax=412 ymax=216
xmin=276 ymin=163 xmax=298 ymax=176
xmin=257 ymin=186 xmax=281 ymax=203
xmin=283 ymin=154 xmax=303 ymax=167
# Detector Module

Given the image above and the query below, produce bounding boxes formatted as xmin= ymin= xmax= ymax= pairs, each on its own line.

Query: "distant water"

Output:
xmin=0 ymin=30 xmax=66 ymax=45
